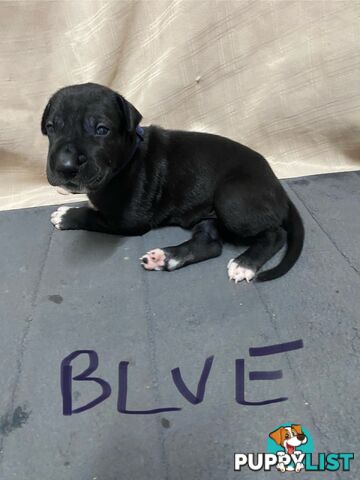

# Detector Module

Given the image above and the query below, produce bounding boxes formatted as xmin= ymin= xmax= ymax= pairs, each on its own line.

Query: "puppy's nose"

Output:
xmin=57 ymin=155 xmax=78 ymax=177
xmin=56 ymin=145 xmax=86 ymax=178
xmin=297 ymin=433 xmax=305 ymax=441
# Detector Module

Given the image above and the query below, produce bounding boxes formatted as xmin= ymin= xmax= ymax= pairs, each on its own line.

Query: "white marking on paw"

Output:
xmin=167 ymin=258 xmax=180 ymax=271
xmin=140 ymin=248 xmax=166 ymax=271
xmin=227 ymin=259 xmax=255 ymax=283
xmin=50 ymin=206 xmax=74 ymax=229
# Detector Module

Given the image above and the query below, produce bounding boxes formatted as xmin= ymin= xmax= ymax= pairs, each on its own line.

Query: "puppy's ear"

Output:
xmin=116 ymin=94 xmax=142 ymax=132
xmin=291 ymin=424 xmax=302 ymax=435
xmin=41 ymin=101 xmax=51 ymax=135
xmin=269 ymin=427 xmax=284 ymax=445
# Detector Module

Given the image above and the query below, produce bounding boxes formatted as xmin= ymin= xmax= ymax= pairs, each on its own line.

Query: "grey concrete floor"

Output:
xmin=0 ymin=171 xmax=359 ymax=479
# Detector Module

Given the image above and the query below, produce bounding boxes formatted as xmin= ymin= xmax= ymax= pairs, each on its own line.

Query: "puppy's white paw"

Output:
xmin=140 ymin=249 xmax=166 ymax=271
xmin=227 ymin=259 xmax=256 ymax=283
xmin=50 ymin=206 xmax=73 ymax=229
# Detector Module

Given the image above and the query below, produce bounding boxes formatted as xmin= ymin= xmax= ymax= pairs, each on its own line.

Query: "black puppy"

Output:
xmin=42 ymin=83 xmax=304 ymax=283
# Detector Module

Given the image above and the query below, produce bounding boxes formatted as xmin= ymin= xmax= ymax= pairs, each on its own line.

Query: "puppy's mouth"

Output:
xmin=61 ymin=181 xmax=87 ymax=194
xmin=285 ymin=443 xmax=295 ymax=455
xmin=61 ymin=176 xmax=104 ymax=194
xmin=48 ymin=168 xmax=107 ymax=194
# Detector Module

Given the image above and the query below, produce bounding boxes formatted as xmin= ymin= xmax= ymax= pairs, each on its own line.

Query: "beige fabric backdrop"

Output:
xmin=0 ymin=0 xmax=359 ymax=211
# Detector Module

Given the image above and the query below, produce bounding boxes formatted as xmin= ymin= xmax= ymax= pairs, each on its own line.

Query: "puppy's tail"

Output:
xmin=256 ymin=200 xmax=304 ymax=282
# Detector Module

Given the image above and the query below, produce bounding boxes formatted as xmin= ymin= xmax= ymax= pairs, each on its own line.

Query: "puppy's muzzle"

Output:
xmin=54 ymin=143 xmax=87 ymax=180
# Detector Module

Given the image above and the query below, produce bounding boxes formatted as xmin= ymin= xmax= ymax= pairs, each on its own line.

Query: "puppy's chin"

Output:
xmin=65 ymin=177 xmax=109 ymax=195
xmin=47 ymin=167 xmax=112 ymax=194
xmin=48 ymin=177 xmax=88 ymax=195
xmin=63 ymin=184 xmax=88 ymax=194
xmin=51 ymin=180 xmax=105 ymax=195
xmin=54 ymin=183 xmax=88 ymax=195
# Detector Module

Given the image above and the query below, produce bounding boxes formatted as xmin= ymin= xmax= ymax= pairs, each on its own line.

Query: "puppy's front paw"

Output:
xmin=140 ymin=249 xmax=181 ymax=271
xmin=140 ymin=249 xmax=166 ymax=271
xmin=50 ymin=206 xmax=78 ymax=230
xmin=227 ymin=259 xmax=256 ymax=283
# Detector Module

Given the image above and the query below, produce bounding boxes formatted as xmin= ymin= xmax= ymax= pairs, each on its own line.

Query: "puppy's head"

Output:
xmin=41 ymin=83 xmax=142 ymax=193
xmin=269 ymin=425 xmax=307 ymax=454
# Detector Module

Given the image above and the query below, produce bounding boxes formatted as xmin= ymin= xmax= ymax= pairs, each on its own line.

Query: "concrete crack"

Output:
xmin=0 ymin=229 xmax=54 ymax=465
xmin=254 ymin=283 xmax=341 ymax=479
xmin=140 ymin=236 xmax=170 ymax=480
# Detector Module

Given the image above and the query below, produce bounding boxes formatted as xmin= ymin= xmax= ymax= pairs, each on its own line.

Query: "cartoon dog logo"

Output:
xmin=269 ymin=424 xmax=308 ymax=472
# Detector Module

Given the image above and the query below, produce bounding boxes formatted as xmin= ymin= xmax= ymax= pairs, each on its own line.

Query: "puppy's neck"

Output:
xmin=121 ymin=125 xmax=144 ymax=172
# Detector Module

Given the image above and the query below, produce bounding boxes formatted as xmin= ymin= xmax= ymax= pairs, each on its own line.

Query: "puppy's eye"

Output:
xmin=95 ymin=125 xmax=110 ymax=136
xmin=46 ymin=122 xmax=55 ymax=134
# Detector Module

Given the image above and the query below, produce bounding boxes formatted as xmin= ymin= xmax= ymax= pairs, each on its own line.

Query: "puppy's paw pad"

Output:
xmin=140 ymin=249 xmax=166 ymax=271
xmin=50 ymin=206 xmax=75 ymax=229
xmin=227 ymin=259 xmax=256 ymax=283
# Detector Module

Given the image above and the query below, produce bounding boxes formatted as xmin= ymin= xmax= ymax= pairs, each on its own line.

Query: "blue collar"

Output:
xmin=132 ymin=125 xmax=144 ymax=157
xmin=120 ymin=126 xmax=144 ymax=173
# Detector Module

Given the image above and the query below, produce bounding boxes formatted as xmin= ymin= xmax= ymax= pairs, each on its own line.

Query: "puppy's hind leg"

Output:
xmin=227 ymin=227 xmax=286 ymax=283
xmin=215 ymin=177 xmax=288 ymax=283
xmin=140 ymin=219 xmax=222 ymax=271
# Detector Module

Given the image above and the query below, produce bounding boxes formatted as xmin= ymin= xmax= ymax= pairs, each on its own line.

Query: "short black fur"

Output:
xmin=42 ymin=83 xmax=304 ymax=281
